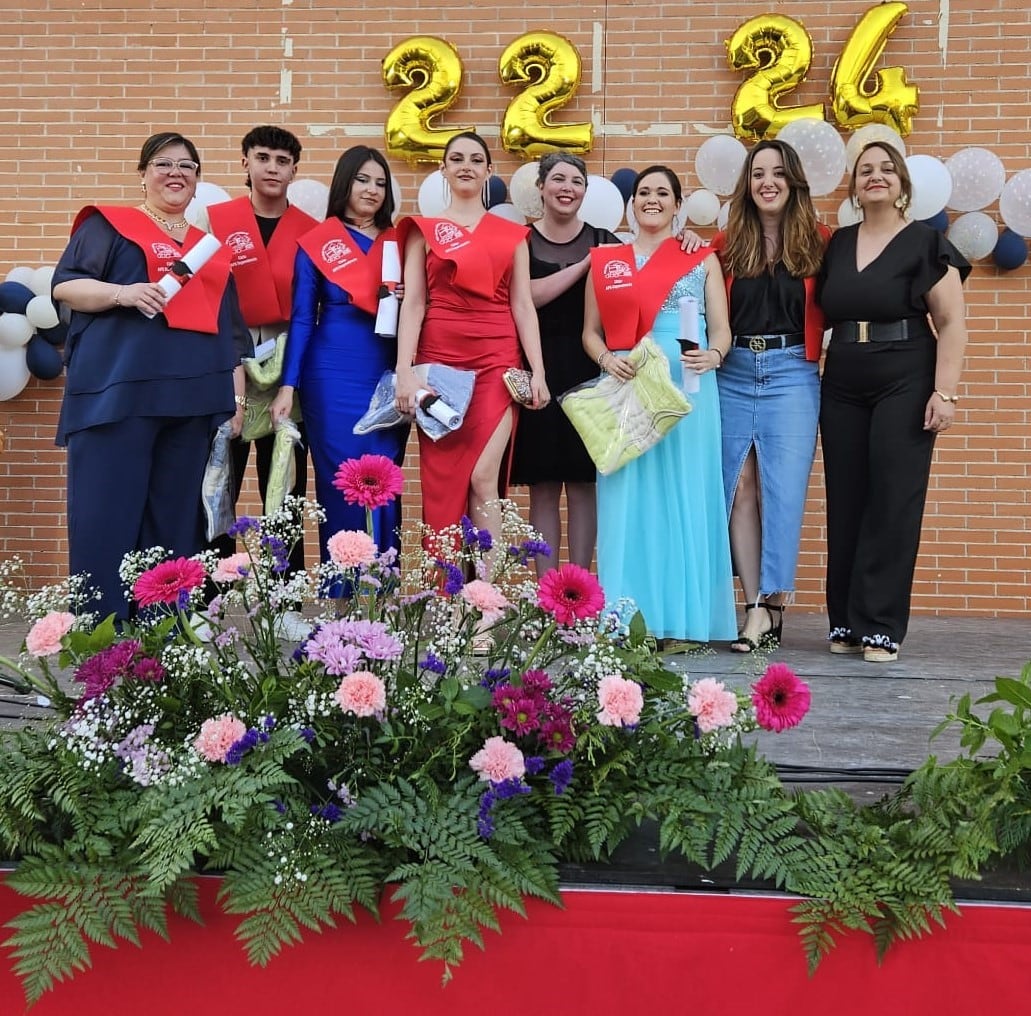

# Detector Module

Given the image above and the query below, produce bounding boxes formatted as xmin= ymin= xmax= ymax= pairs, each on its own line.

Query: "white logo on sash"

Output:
xmin=603 ymin=260 xmax=632 ymax=280
xmin=433 ymin=221 xmax=465 ymax=246
xmin=226 ymin=230 xmax=256 ymax=255
xmin=151 ymin=241 xmax=180 ymax=260
xmin=322 ymin=238 xmax=354 ymax=264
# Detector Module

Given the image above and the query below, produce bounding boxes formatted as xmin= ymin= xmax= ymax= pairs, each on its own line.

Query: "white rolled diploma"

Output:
xmin=678 ymin=295 xmax=700 ymax=394
xmin=141 ymin=232 xmax=223 ymax=319
xmin=374 ymin=240 xmax=402 ymax=337
xmin=415 ymin=388 xmax=461 ymax=429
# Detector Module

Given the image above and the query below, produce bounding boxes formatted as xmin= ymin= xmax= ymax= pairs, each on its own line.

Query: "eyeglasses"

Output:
xmin=148 ymin=158 xmax=200 ymax=175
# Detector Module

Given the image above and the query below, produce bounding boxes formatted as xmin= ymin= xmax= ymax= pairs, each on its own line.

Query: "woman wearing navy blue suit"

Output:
xmin=53 ymin=132 xmax=251 ymax=620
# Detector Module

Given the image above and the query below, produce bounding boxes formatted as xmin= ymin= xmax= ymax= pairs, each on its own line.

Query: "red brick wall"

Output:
xmin=1 ymin=1 xmax=1028 ymax=616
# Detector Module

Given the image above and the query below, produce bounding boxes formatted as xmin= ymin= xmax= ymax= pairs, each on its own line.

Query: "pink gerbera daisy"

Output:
xmin=751 ymin=663 xmax=811 ymax=733
xmin=333 ymin=454 xmax=404 ymax=510
xmin=134 ymin=557 xmax=207 ymax=608
xmin=537 ymin=564 xmax=605 ymax=626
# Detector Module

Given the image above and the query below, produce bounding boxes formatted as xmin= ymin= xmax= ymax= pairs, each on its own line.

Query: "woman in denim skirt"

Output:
xmin=712 ymin=140 xmax=830 ymax=652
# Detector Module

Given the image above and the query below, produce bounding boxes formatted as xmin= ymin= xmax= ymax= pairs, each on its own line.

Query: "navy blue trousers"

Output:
xmin=66 ymin=415 xmax=216 ymax=620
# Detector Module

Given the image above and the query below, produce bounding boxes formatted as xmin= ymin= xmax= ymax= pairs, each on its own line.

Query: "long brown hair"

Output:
xmin=722 ymin=140 xmax=824 ymax=279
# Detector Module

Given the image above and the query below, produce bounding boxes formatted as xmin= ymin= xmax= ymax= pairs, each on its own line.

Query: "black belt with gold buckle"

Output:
xmin=732 ymin=332 xmax=804 ymax=353
xmin=832 ymin=318 xmax=931 ymax=344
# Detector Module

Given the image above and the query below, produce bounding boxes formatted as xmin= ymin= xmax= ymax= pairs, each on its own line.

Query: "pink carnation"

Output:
xmin=194 ymin=714 xmax=247 ymax=763
xmin=752 ymin=663 xmax=811 ymax=733
xmin=327 ymin=529 xmax=378 ymax=569
xmin=469 ymin=736 xmax=526 ymax=784
xmin=333 ymin=454 xmax=404 ymax=509
xmin=460 ymin=579 xmax=509 ymax=621
xmin=25 ymin=611 xmax=76 ymax=657
xmin=212 ymin=552 xmax=252 ymax=583
xmin=687 ymin=677 xmax=739 ymax=734
xmin=334 ymin=671 xmax=387 ymax=718
xmin=538 ymin=564 xmax=605 ymax=626
xmin=134 ymin=557 xmax=207 ymax=607
xmin=596 ymin=674 xmax=644 ymax=727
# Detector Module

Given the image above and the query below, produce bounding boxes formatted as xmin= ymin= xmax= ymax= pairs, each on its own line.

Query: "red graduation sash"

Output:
xmin=207 ymin=197 xmax=316 ymax=326
xmin=72 ymin=205 xmax=231 ymax=334
xmin=590 ymin=238 xmax=709 ymax=350
xmin=297 ymin=219 xmax=395 ymax=315
xmin=397 ymin=214 xmax=528 ymax=299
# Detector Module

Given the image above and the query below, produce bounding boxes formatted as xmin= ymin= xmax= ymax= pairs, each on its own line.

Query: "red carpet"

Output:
xmin=2 ymin=879 xmax=1030 ymax=1014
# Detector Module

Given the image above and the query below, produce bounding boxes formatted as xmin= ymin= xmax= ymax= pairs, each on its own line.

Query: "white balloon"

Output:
xmin=509 ymin=162 xmax=543 ymax=219
xmin=29 ymin=266 xmax=55 ymax=297
xmin=837 ymin=197 xmax=861 ymax=228
xmin=717 ymin=201 xmax=731 ymax=230
xmin=684 ymin=189 xmax=720 ymax=226
xmin=486 ymin=202 xmax=526 ymax=225
xmin=286 ymin=179 xmax=328 ymax=221
xmin=906 ymin=155 xmax=953 ymax=221
xmin=0 ymin=313 xmax=34 ymax=349
xmin=25 ymin=294 xmax=59 ymax=330
xmin=0 ymin=345 xmax=30 ymax=400
xmin=579 ymin=176 xmax=625 ymax=231
xmin=845 ymin=124 xmax=906 ymax=172
xmin=777 ymin=118 xmax=846 ymax=197
xmin=416 ymin=171 xmax=448 ymax=217
xmin=695 ymin=135 xmax=748 ymax=196
xmin=945 ymin=148 xmax=1006 ymax=212
xmin=185 ymin=181 xmax=232 ymax=227
xmin=5 ymin=266 xmax=35 ymax=289
xmin=946 ymin=211 xmax=997 ymax=261
xmin=999 ymin=169 xmax=1031 ymax=238
xmin=625 ymin=198 xmax=637 ymax=233
xmin=391 ymin=177 xmax=403 ymax=216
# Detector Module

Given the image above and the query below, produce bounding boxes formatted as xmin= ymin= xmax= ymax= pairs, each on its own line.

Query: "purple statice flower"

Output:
xmin=311 ymin=802 xmax=343 ymax=823
xmin=477 ymin=788 xmax=496 ymax=839
xmin=461 ymin=515 xmax=494 ymax=554
xmin=263 ymin=716 xmax=276 ymax=730
xmin=113 ymin=724 xmax=171 ymax=786
xmin=479 ymin=666 xmax=511 ymax=690
xmin=272 ymin=799 xmax=287 ymax=814
xmin=506 ymin=539 xmax=552 ymax=567
xmin=225 ymin=726 xmax=264 ymax=765
xmin=493 ymin=777 xmax=532 ymax=801
xmin=214 ymin=626 xmax=240 ymax=649
xmin=435 ymin=560 xmax=465 ymax=596
xmin=524 ymin=755 xmax=546 ymax=776
xmin=227 ymin=516 xmax=259 ymax=538
xmin=549 ymin=759 xmax=574 ymax=795
xmin=420 ymin=652 xmax=447 ymax=675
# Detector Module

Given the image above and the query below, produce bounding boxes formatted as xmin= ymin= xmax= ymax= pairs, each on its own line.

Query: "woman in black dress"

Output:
xmin=509 ymin=154 xmax=619 ymax=576
xmin=818 ymin=142 xmax=970 ymax=663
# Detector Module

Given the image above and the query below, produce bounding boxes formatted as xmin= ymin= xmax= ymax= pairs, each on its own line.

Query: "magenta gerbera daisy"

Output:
xmin=751 ymin=663 xmax=811 ymax=733
xmin=133 ymin=557 xmax=207 ymax=608
xmin=332 ymin=454 xmax=404 ymax=510
xmin=537 ymin=564 xmax=605 ymax=626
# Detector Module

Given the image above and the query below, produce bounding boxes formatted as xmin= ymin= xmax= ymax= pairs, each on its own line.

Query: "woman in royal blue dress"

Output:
xmin=270 ymin=147 xmax=407 ymax=574
xmin=581 ymin=166 xmax=737 ymax=645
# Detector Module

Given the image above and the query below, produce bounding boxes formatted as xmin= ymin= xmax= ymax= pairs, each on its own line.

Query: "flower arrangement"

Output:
xmin=0 ymin=455 xmax=818 ymax=1006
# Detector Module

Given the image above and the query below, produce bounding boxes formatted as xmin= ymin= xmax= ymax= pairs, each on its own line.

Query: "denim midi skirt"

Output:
xmin=716 ymin=343 xmax=819 ymax=596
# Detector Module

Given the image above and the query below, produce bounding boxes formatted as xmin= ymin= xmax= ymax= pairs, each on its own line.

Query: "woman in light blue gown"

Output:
xmin=582 ymin=166 xmax=736 ymax=644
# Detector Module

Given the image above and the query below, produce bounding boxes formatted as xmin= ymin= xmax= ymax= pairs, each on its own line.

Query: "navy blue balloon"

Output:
xmin=39 ymin=321 xmax=69 ymax=347
xmin=920 ymin=210 xmax=949 ymax=233
xmin=993 ymin=228 xmax=1028 ymax=271
xmin=487 ymin=175 xmax=508 ymax=208
xmin=0 ymin=280 xmax=36 ymax=314
xmin=25 ymin=334 xmax=64 ymax=381
xmin=610 ymin=168 xmax=637 ymax=204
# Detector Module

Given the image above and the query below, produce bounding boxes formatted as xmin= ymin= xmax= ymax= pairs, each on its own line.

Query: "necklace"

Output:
xmin=343 ymin=216 xmax=376 ymax=230
xmin=140 ymin=203 xmax=188 ymax=230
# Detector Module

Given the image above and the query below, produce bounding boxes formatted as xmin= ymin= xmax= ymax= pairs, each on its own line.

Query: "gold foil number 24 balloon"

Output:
xmin=382 ymin=32 xmax=592 ymax=164
xmin=727 ymin=2 xmax=920 ymax=141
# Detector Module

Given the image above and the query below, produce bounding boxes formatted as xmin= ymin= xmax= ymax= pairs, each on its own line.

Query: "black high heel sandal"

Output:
xmin=728 ymin=602 xmax=783 ymax=654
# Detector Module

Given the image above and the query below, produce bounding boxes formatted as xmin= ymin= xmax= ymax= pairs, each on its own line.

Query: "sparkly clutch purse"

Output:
xmin=502 ymin=367 xmax=534 ymax=406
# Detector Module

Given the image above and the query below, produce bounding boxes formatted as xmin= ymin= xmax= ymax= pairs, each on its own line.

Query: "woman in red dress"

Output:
xmin=395 ymin=132 xmax=549 ymax=561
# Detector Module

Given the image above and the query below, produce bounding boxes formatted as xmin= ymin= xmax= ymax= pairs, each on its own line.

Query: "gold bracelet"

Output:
xmin=597 ymin=350 xmax=611 ymax=368
xmin=234 ymin=394 xmax=247 ymax=408
xmin=113 ymin=286 xmax=124 ymax=307
xmin=934 ymin=390 xmax=960 ymax=404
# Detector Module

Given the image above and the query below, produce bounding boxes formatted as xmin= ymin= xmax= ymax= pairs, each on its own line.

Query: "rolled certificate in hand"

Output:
xmin=416 ymin=388 xmax=461 ymax=429
xmin=374 ymin=239 xmax=402 ymax=337
xmin=141 ymin=233 xmax=223 ymax=319
xmin=677 ymin=295 xmax=701 ymax=394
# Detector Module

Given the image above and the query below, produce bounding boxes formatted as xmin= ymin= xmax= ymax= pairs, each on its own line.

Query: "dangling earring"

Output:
xmin=671 ymin=212 xmax=683 ymax=236
xmin=481 ymin=176 xmax=490 ymax=209
xmin=441 ymin=174 xmax=451 ymax=208
xmin=894 ymin=195 xmax=908 ymax=210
